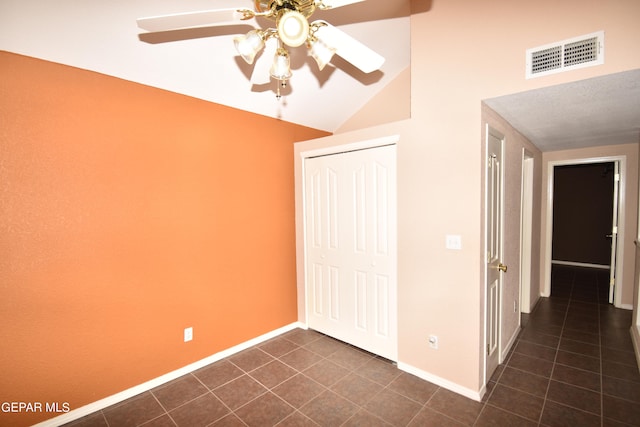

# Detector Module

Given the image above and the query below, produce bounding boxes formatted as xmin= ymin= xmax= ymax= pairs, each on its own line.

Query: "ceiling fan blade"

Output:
xmin=315 ymin=23 xmax=384 ymax=73
xmin=137 ymin=8 xmax=243 ymax=32
xmin=317 ymin=0 xmax=365 ymax=9
xmin=250 ymin=38 xmax=277 ymax=85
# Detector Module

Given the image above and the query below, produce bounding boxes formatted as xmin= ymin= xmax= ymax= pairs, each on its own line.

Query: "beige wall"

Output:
xmin=335 ymin=67 xmax=411 ymax=134
xmin=633 ymin=133 xmax=640 ymax=358
xmin=296 ymin=0 xmax=640 ymax=397
xmin=541 ymin=144 xmax=639 ymax=308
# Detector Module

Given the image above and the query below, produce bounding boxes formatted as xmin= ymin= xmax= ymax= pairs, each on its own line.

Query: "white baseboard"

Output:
xmin=631 ymin=326 xmax=640 ymax=373
xmin=501 ymin=327 xmax=520 ymax=364
xmin=35 ymin=322 xmax=304 ymax=427
xmin=525 ymin=295 xmax=542 ymax=313
xmin=397 ymin=362 xmax=484 ymax=402
xmin=551 ymin=260 xmax=610 ymax=270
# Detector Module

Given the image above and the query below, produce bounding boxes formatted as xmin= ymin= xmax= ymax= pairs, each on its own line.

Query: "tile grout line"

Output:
xmin=306 ymin=342 xmax=371 ymax=426
xmin=536 ymin=269 xmax=572 ymax=426
xmin=472 ymin=361 xmax=505 ymax=427
xmin=277 ymin=333 xmax=441 ymax=426
xmin=477 ymin=296 xmax=561 ymax=426
xmin=190 ymin=371 xmax=248 ymax=426
xmin=335 ymin=356 xmax=393 ymax=426
xmin=99 ymin=411 xmax=110 ymax=427
xmin=249 ymin=334 xmax=381 ymax=426
xmin=145 ymin=390 xmax=178 ymax=427
xmin=598 ymin=272 xmax=604 ymax=427
xmin=68 ymin=273 xmax=635 ymax=427
xmin=229 ymin=349 xmax=304 ymax=425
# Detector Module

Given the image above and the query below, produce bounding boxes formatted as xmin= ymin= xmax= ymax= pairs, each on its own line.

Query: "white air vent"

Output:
xmin=526 ymin=31 xmax=604 ymax=79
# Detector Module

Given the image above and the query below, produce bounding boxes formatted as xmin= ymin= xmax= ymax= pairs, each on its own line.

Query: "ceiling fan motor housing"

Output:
xmin=255 ymin=0 xmax=317 ymax=19
xmin=277 ymin=11 xmax=309 ymax=47
xmin=255 ymin=1 xmax=317 ymax=48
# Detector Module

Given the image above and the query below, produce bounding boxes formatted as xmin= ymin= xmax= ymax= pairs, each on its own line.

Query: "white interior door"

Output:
xmin=304 ymin=144 xmax=397 ymax=361
xmin=486 ymin=128 xmax=504 ymax=379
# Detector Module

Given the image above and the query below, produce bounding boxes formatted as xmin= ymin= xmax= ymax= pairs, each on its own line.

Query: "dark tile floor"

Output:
xmin=65 ymin=265 xmax=639 ymax=426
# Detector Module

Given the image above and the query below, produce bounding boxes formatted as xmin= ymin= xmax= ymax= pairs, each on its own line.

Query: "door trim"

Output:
xmin=295 ymin=134 xmax=400 ymax=357
xmin=520 ymin=150 xmax=534 ymax=314
xmin=299 ymin=135 xmax=399 ymax=159
xmin=543 ymin=156 xmax=627 ymax=307
xmin=484 ymin=125 xmax=505 ymax=384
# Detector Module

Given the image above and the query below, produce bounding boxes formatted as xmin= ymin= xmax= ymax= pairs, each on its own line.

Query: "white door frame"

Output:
xmin=296 ymin=135 xmax=400 ymax=359
xmin=520 ymin=150 xmax=534 ymax=313
xmin=543 ymin=155 xmax=627 ymax=307
xmin=632 ymin=200 xmax=640 ymax=368
xmin=609 ymin=161 xmax=621 ymax=304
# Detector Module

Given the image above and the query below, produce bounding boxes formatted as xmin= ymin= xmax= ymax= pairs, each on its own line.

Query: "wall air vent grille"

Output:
xmin=564 ymin=37 xmax=599 ymax=66
xmin=530 ymin=46 xmax=562 ymax=74
xmin=526 ymin=31 xmax=604 ymax=79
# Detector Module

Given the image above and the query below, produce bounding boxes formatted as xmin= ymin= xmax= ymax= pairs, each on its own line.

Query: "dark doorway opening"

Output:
xmin=552 ymin=162 xmax=615 ymax=267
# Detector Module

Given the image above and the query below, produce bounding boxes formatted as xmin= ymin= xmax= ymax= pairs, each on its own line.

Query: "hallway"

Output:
xmin=489 ymin=264 xmax=640 ymax=425
xmin=65 ymin=266 xmax=639 ymax=426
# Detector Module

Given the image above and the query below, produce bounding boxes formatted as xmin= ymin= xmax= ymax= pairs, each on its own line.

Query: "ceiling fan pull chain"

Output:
xmin=275 ymin=78 xmax=289 ymax=100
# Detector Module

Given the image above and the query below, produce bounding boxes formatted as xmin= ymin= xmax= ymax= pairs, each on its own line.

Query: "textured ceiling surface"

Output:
xmin=484 ymin=69 xmax=640 ymax=151
xmin=0 ymin=0 xmax=411 ymax=132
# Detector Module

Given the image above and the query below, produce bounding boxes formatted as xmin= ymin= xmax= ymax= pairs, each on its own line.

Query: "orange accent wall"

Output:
xmin=0 ymin=51 xmax=329 ymax=426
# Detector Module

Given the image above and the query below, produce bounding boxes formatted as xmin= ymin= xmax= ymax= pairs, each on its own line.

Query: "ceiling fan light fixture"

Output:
xmin=277 ymin=10 xmax=309 ymax=47
xmin=309 ymin=38 xmax=336 ymax=70
xmin=270 ymin=47 xmax=293 ymax=81
xmin=137 ymin=0 xmax=386 ymax=99
xmin=233 ymin=30 xmax=265 ymax=64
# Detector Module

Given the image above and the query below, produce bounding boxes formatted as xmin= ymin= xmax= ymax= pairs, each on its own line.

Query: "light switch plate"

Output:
xmin=445 ymin=234 xmax=462 ymax=250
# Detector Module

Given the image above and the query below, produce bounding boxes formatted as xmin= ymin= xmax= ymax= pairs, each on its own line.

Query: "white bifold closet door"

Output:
xmin=304 ymin=144 xmax=397 ymax=361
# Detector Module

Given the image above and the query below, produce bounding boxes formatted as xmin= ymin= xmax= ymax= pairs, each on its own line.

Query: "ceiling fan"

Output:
xmin=137 ymin=0 xmax=385 ymax=98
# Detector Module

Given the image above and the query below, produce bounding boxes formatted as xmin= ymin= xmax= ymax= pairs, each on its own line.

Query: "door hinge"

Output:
xmin=486 ymin=344 xmax=490 ymax=355
xmin=614 ymin=173 xmax=620 ymax=182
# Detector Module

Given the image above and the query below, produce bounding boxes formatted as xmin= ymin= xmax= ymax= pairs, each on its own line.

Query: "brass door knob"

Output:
xmin=498 ymin=263 xmax=508 ymax=273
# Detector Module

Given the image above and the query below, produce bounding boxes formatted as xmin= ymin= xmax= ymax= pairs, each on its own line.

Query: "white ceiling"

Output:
xmin=0 ymin=0 xmax=411 ymax=133
xmin=1 ymin=1 xmax=638 ymax=150
xmin=485 ymin=69 xmax=640 ymax=152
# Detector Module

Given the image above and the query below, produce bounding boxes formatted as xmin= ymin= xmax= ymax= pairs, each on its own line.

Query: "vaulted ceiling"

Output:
xmin=0 ymin=0 xmax=411 ymax=133
xmin=1 ymin=1 xmax=638 ymax=150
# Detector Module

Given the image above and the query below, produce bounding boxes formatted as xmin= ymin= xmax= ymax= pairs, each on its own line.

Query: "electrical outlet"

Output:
xmin=184 ymin=327 xmax=193 ymax=342
xmin=428 ymin=335 xmax=438 ymax=349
